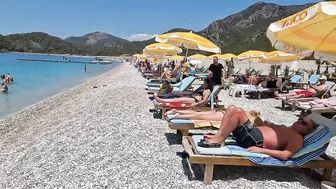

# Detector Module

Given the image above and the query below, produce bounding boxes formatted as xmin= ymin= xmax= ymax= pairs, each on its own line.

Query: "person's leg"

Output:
xmin=275 ymin=92 xmax=297 ymax=97
xmin=172 ymin=111 xmax=223 ymax=121
xmin=204 ymin=105 xmax=249 ymax=145
xmin=155 ymin=96 xmax=195 ymax=103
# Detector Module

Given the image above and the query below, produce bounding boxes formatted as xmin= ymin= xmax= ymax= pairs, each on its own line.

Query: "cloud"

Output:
xmin=127 ymin=33 xmax=157 ymax=41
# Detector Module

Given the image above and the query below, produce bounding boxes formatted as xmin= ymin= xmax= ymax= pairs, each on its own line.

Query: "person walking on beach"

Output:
xmin=6 ymin=73 xmax=13 ymax=83
xmin=208 ymin=56 xmax=224 ymax=86
xmin=1 ymin=74 xmax=8 ymax=92
xmin=84 ymin=65 xmax=87 ymax=72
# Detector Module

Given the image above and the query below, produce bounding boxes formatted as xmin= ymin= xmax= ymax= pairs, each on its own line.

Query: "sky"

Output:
xmin=0 ymin=0 xmax=318 ymax=41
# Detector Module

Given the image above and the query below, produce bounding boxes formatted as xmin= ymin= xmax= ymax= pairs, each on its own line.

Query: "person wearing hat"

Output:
xmin=275 ymin=75 xmax=328 ymax=98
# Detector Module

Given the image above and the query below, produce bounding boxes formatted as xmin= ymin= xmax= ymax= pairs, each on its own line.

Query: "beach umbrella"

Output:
xmin=266 ymin=2 xmax=336 ymax=60
xmin=188 ymin=54 xmax=208 ymax=59
xmin=170 ymin=55 xmax=184 ymax=61
xmin=238 ymin=50 xmax=266 ymax=68
xmin=217 ymin=53 xmax=237 ymax=61
xmin=143 ymin=43 xmax=182 ymax=56
xmin=260 ymin=51 xmax=304 ymax=64
xmin=155 ymin=31 xmax=221 ymax=55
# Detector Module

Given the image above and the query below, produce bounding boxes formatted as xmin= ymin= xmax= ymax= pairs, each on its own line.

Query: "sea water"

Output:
xmin=0 ymin=53 xmax=120 ymax=118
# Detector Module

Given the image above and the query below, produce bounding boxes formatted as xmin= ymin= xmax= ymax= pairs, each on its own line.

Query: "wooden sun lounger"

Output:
xmin=182 ymin=136 xmax=336 ymax=185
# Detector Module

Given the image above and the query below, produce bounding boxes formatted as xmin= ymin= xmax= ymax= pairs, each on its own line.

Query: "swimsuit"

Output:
xmin=231 ymin=120 xmax=264 ymax=148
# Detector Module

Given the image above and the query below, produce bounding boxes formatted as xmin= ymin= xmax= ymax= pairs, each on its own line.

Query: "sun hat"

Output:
xmin=319 ymin=75 xmax=327 ymax=80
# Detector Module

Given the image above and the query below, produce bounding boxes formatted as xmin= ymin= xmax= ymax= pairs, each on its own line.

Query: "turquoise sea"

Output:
xmin=0 ymin=53 xmax=120 ymax=118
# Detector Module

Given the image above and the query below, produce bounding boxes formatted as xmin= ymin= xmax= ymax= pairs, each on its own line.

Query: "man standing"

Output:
xmin=208 ymin=56 xmax=224 ymax=86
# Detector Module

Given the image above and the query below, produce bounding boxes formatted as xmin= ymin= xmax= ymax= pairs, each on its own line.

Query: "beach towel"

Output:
xmin=162 ymin=102 xmax=192 ymax=108
xmin=168 ymin=116 xmax=221 ymax=129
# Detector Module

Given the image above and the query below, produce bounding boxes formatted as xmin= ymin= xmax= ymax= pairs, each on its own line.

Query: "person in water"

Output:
xmin=1 ymin=74 xmax=8 ymax=92
xmin=201 ymin=105 xmax=318 ymax=160
xmin=155 ymin=78 xmax=213 ymax=107
xmin=84 ymin=65 xmax=87 ymax=72
xmin=6 ymin=73 xmax=13 ymax=83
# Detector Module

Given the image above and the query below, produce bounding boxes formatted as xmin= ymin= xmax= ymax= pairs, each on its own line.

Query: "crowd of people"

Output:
xmin=1 ymin=73 xmax=14 ymax=92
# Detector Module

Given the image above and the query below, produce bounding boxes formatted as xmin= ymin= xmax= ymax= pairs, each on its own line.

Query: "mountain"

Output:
xmin=199 ymin=2 xmax=313 ymax=54
xmin=64 ymin=31 xmax=129 ymax=47
xmin=1 ymin=32 xmax=84 ymax=54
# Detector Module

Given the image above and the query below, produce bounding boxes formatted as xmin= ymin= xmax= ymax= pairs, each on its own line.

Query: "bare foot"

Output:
xmin=204 ymin=135 xmax=225 ymax=145
xmin=154 ymin=96 xmax=162 ymax=102
xmin=165 ymin=109 xmax=177 ymax=115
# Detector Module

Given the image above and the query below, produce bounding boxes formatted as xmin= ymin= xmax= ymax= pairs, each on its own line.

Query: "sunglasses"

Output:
xmin=298 ymin=118 xmax=308 ymax=126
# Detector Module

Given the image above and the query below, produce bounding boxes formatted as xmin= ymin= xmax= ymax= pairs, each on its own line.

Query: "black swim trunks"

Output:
xmin=231 ymin=120 xmax=264 ymax=148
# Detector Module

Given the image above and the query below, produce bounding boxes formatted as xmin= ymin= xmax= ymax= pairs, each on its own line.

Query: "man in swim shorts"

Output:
xmin=201 ymin=105 xmax=318 ymax=160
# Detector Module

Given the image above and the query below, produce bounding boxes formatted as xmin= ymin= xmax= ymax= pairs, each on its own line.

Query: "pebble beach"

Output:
xmin=0 ymin=62 xmax=335 ymax=188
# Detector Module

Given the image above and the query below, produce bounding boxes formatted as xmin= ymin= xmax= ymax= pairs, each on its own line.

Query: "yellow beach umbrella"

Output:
xmin=238 ymin=50 xmax=266 ymax=60
xmin=155 ymin=31 xmax=221 ymax=53
xmin=217 ymin=53 xmax=237 ymax=60
xmin=238 ymin=50 xmax=266 ymax=68
xmin=260 ymin=51 xmax=304 ymax=64
xmin=189 ymin=54 xmax=207 ymax=59
xmin=208 ymin=54 xmax=220 ymax=59
xmin=170 ymin=55 xmax=184 ymax=60
xmin=143 ymin=43 xmax=182 ymax=56
xmin=267 ymin=2 xmax=336 ymax=60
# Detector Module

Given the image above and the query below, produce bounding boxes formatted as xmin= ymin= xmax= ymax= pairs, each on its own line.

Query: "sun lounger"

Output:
xmin=244 ymin=80 xmax=288 ymax=99
xmin=147 ymin=72 xmax=182 ymax=87
xmin=194 ymin=73 xmax=210 ymax=80
xmin=167 ymin=110 xmax=263 ymax=137
xmin=292 ymin=74 xmax=321 ymax=87
xmin=153 ymin=86 xmax=224 ymax=119
xmin=231 ymin=68 xmax=241 ymax=75
xmin=279 ymin=81 xmax=335 ymax=111
xmin=297 ymin=105 xmax=336 ymax=115
xmin=182 ymin=113 xmax=336 ymax=184
xmin=148 ymin=76 xmax=196 ymax=94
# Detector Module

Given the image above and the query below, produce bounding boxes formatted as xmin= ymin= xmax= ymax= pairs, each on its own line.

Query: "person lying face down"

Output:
xmin=275 ymin=75 xmax=328 ymax=98
xmin=201 ymin=105 xmax=318 ymax=160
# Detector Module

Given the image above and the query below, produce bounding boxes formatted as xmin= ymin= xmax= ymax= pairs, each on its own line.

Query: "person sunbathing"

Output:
xmin=155 ymin=78 xmax=213 ymax=107
xmin=201 ymin=105 xmax=318 ymax=160
xmin=275 ymin=75 xmax=328 ymax=99
xmin=165 ymin=108 xmax=260 ymax=122
xmin=294 ymin=96 xmax=336 ymax=108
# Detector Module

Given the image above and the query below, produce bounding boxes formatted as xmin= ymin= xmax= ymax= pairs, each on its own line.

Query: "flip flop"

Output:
xmin=197 ymin=140 xmax=221 ymax=148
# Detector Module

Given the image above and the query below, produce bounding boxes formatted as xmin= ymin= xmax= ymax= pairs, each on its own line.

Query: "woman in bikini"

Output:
xmin=154 ymin=78 xmax=213 ymax=107
xmin=1 ymin=74 xmax=8 ymax=92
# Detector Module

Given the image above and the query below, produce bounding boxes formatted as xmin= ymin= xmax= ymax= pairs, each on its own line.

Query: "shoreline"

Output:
xmin=0 ymin=63 xmax=122 ymax=126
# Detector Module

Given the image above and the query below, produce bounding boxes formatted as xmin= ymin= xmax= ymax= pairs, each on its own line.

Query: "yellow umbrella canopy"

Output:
xmin=238 ymin=50 xmax=266 ymax=60
xmin=170 ymin=55 xmax=184 ymax=60
xmin=155 ymin=31 xmax=221 ymax=53
xmin=267 ymin=2 xmax=336 ymax=60
xmin=217 ymin=53 xmax=237 ymax=60
xmin=143 ymin=43 xmax=182 ymax=55
xmin=188 ymin=54 xmax=208 ymax=59
xmin=208 ymin=54 xmax=220 ymax=59
xmin=260 ymin=51 xmax=304 ymax=64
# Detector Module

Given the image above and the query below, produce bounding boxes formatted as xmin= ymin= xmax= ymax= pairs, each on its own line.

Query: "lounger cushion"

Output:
xmin=192 ymin=135 xmax=268 ymax=157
